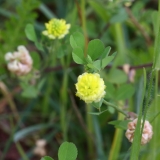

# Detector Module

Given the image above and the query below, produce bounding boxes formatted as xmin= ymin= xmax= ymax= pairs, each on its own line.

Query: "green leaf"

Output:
xmin=151 ymin=11 xmax=158 ymax=37
xmin=41 ymin=156 xmax=54 ymax=160
xmin=105 ymin=82 xmax=116 ymax=99
xmin=115 ymin=84 xmax=135 ymax=100
xmin=70 ymin=32 xmax=85 ymax=50
xmin=87 ymin=60 xmax=101 ymax=71
xmin=108 ymin=106 xmax=115 ymax=114
xmin=25 ymin=24 xmax=37 ymax=42
xmin=93 ymin=60 xmax=101 ymax=71
xmin=108 ymin=120 xmax=131 ymax=130
xmin=57 ymin=47 xmax=66 ymax=59
xmin=87 ymin=39 xmax=105 ymax=60
xmin=0 ymin=67 xmax=6 ymax=76
xmin=110 ymin=8 xmax=128 ymax=24
xmin=108 ymin=69 xmax=128 ymax=84
xmin=30 ymin=52 xmax=40 ymax=68
xmin=72 ymin=47 xmax=85 ymax=64
xmin=37 ymin=78 xmax=46 ymax=90
xmin=88 ymin=0 xmax=108 ymax=21
xmin=86 ymin=55 xmax=93 ymax=64
xmin=102 ymin=52 xmax=116 ymax=69
xmin=152 ymin=10 xmax=160 ymax=70
xmin=101 ymin=46 xmax=111 ymax=59
xmin=21 ymin=86 xmax=38 ymax=98
xmin=88 ymin=109 xmax=108 ymax=116
xmin=92 ymin=99 xmax=103 ymax=109
xmin=14 ymin=123 xmax=53 ymax=142
xmin=35 ymin=41 xmax=44 ymax=51
xmin=58 ymin=142 xmax=78 ymax=160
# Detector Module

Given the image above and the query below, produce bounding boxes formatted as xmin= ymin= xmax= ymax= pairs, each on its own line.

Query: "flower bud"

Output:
xmin=125 ymin=118 xmax=153 ymax=145
xmin=5 ymin=45 xmax=33 ymax=76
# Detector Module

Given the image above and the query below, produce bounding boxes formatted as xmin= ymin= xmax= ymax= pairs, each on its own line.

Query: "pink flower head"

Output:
xmin=125 ymin=118 xmax=153 ymax=145
xmin=5 ymin=46 xmax=33 ymax=76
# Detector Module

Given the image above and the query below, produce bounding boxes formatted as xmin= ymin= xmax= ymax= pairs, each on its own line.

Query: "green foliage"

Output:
xmin=41 ymin=142 xmax=78 ymax=160
xmin=152 ymin=10 xmax=160 ymax=70
xmin=30 ymin=52 xmax=41 ymax=68
xmin=25 ymin=24 xmax=44 ymax=51
xmin=41 ymin=156 xmax=54 ymax=160
xmin=108 ymin=69 xmax=128 ymax=84
xmin=130 ymin=68 xmax=146 ymax=160
xmin=20 ymin=78 xmax=45 ymax=98
xmin=70 ymin=32 xmax=85 ymax=50
xmin=25 ymin=24 xmax=37 ymax=42
xmin=58 ymin=142 xmax=78 ymax=160
xmin=0 ymin=0 xmax=40 ymax=55
xmin=72 ymin=47 xmax=85 ymax=64
xmin=70 ymin=31 xmax=116 ymax=71
xmin=110 ymin=8 xmax=128 ymax=24
xmin=115 ymin=84 xmax=135 ymax=100
xmin=88 ymin=0 xmax=109 ymax=21
xmin=1 ymin=0 xmax=159 ymax=160
xmin=14 ymin=123 xmax=53 ymax=142
xmin=87 ymin=39 xmax=104 ymax=60
xmin=88 ymin=109 xmax=108 ymax=115
xmin=108 ymin=120 xmax=131 ymax=130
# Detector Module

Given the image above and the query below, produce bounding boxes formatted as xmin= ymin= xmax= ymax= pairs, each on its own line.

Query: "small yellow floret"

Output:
xmin=42 ymin=18 xmax=71 ymax=39
xmin=75 ymin=72 xmax=106 ymax=103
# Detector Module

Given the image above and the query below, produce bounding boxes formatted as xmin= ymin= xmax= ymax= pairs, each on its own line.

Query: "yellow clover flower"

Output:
xmin=75 ymin=72 xmax=106 ymax=103
xmin=42 ymin=18 xmax=71 ymax=39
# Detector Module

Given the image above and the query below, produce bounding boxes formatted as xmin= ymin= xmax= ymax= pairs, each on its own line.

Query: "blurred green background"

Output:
xmin=0 ymin=0 xmax=159 ymax=160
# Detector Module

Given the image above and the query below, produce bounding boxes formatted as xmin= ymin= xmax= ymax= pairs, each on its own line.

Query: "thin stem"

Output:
xmin=0 ymin=81 xmax=20 ymax=122
xmin=44 ymin=62 xmax=153 ymax=73
xmin=86 ymin=104 xmax=94 ymax=159
xmin=16 ymin=142 xmax=29 ymax=160
xmin=151 ymin=70 xmax=159 ymax=159
xmin=69 ymin=91 xmax=95 ymax=142
xmin=108 ymin=112 xmax=124 ymax=160
xmin=60 ymin=70 xmax=68 ymax=140
xmin=142 ymin=70 xmax=155 ymax=121
xmin=125 ymin=6 xmax=152 ymax=46
xmin=103 ymin=99 xmax=128 ymax=117
xmin=80 ymin=0 xmax=88 ymax=56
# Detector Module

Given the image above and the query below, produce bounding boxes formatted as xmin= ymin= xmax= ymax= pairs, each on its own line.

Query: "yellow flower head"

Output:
xmin=42 ymin=18 xmax=71 ymax=39
xmin=75 ymin=72 xmax=106 ymax=103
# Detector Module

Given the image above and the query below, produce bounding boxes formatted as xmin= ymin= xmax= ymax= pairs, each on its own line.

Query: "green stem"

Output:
xmin=103 ymin=99 xmax=128 ymax=117
xmin=86 ymin=104 xmax=94 ymax=159
xmin=80 ymin=0 xmax=94 ymax=157
xmin=108 ymin=112 xmax=124 ymax=160
xmin=142 ymin=70 xmax=155 ymax=123
xmin=80 ymin=0 xmax=88 ymax=56
xmin=60 ymin=70 xmax=68 ymax=140
xmin=16 ymin=143 xmax=30 ymax=160
xmin=42 ymin=74 xmax=54 ymax=116
xmin=150 ymin=70 xmax=159 ymax=159
xmin=113 ymin=23 xmax=127 ymax=67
